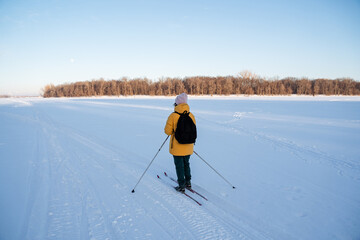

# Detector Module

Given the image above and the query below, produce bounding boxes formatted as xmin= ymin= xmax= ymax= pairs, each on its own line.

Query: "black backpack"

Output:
xmin=174 ymin=111 xmax=197 ymax=144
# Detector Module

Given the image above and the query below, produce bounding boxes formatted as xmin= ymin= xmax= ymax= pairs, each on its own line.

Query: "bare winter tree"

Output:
xmin=43 ymin=75 xmax=360 ymax=97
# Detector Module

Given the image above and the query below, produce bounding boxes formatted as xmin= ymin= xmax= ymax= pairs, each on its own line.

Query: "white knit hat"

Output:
xmin=175 ymin=93 xmax=188 ymax=105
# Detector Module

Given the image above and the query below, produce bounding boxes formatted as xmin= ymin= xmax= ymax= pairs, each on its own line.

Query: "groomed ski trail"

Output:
xmin=0 ymin=101 xmax=276 ymax=240
xmin=2 ymin=97 xmax=358 ymax=239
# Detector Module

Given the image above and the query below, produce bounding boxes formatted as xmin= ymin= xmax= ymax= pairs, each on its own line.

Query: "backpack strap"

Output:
xmin=174 ymin=111 xmax=189 ymax=115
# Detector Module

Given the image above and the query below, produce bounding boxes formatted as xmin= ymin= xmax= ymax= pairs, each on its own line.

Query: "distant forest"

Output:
xmin=43 ymin=72 xmax=360 ymax=97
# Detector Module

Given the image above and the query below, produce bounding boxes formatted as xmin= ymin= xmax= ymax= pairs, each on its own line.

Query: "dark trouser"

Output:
xmin=173 ymin=155 xmax=191 ymax=188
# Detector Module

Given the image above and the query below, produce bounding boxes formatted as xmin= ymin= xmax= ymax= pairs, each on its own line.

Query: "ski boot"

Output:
xmin=175 ymin=186 xmax=185 ymax=193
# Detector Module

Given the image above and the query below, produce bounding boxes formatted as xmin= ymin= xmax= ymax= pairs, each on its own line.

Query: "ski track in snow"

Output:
xmin=200 ymin=112 xmax=360 ymax=178
xmin=1 ymin=97 xmax=359 ymax=240
xmin=197 ymin=111 xmax=360 ymax=225
xmin=0 ymin=102 xmax=275 ymax=240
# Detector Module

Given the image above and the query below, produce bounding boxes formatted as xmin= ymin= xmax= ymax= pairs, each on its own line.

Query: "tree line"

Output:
xmin=43 ymin=73 xmax=360 ymax=97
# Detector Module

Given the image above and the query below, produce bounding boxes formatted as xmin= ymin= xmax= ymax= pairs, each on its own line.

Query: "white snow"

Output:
xmin=0 ymin=96 xmax=359 ymax=240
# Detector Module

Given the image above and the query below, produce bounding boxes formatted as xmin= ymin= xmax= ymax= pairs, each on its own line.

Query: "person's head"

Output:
xmin=174 ymin=93 xmax=188 ymax=106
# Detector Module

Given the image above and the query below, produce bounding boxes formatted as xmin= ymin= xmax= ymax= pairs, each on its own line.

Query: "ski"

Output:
xmin=157 ymin=175 xmax=202 ymax=206
xmin=164 ymin=172 xmax=208 ymax=201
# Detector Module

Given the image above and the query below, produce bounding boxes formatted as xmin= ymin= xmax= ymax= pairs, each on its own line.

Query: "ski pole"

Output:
xmin=131 ymin=135 xmax=169 ymax=193
xmin=193 ymin=151 xmax=236 ymax=189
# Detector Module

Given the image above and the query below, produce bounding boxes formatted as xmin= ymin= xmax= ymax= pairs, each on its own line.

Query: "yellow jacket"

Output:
xmin=164 ymin=103 xmax=196 ymax=156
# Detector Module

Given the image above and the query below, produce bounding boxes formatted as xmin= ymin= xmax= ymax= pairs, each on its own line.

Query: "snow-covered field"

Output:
xmin=0 ymin=96 xmax=359 ymax=240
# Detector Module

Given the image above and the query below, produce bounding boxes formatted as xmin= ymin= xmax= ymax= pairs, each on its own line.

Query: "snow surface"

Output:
xmin=0 ymin=96 xmax=359 ymax=240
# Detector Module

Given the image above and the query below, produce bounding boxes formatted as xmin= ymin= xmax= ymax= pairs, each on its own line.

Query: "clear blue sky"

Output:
xmin=1 ymin=0 xmax=359 ymax=95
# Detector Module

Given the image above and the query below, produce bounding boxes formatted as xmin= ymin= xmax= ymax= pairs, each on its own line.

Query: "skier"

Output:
xmin=164 ymin=93 xmax=197 ymax=193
